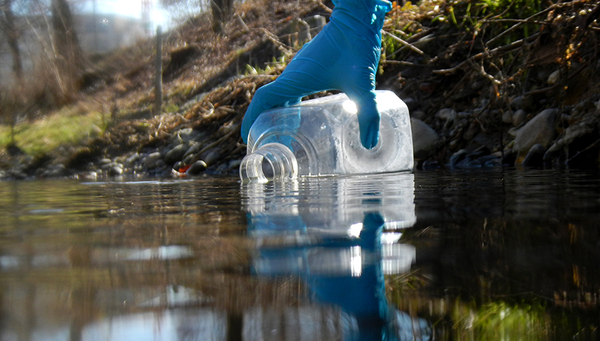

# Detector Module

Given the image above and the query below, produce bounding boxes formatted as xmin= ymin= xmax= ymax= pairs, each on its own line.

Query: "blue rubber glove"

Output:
xmin=241 ymin=0 xmax=392 ymax=149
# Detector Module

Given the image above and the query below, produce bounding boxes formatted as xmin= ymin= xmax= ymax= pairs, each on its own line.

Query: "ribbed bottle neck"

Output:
xmin=240 ymin=143 xmax=299 ymax=183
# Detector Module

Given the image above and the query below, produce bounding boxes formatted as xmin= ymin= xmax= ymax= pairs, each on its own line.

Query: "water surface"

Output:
xmin=0 ymin=169 xmax=599 ymax=340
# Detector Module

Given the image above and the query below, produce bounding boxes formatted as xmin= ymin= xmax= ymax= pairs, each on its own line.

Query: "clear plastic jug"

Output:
xmin=240 ymin=90 xmax=413 ymax=182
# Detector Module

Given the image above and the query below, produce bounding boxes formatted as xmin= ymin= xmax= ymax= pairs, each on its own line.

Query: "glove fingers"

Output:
xmin=347 ymin=90 xmax=380 ymax=149
xmin=358 ymin=108 xmax=380 ymax=149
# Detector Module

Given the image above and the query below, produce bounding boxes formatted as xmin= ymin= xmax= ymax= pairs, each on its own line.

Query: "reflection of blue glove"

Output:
xmin=241 ymin=0 xmax=392 ymax=149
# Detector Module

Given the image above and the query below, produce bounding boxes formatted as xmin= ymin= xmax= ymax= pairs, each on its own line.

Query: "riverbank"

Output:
xmin=1 ymin=0 xmax=599 ymax=180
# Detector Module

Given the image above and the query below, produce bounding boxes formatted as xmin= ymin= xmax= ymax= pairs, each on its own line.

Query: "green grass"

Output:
xmin=0 ymin=106 xmax=106 ymax=156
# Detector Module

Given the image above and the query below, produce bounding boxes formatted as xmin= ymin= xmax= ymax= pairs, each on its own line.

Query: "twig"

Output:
xmin=485 ymin=5 xmax=555 ymax=46
xmin=567 ymin=138 xmax=600 ymax=163
xmin=433 ymin=32 xmax=541 ymax=75
xmin=194 ymin=125 xmax=240 ymax=161
xmin=383 ymin=31 xmax=425 ymax=56
xmin=261 ymin=28 xmax=291 ymax=55
xmin=522 ymin=58 xmax=591 ymax=96
xmin=380 ymin=60 xmax=419 ymax=66
xmin=234 ymin=13 xmax=249 ymax=32
xmin=313 ymin=0 xmax=332 ymax=14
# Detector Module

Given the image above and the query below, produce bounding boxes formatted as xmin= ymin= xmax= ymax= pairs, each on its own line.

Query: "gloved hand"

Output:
xmin=241 ymin=0 xmax=392 ymax=149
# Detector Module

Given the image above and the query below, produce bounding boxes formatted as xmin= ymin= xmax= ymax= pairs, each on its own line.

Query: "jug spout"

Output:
xmin=240 ymin=143 xmax=299 ymax=183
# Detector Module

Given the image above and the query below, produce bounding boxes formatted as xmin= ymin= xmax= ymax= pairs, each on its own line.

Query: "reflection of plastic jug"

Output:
xmin=240 ymin=91 xmax=414 ymax=182
xmin=242 ymin=173 xmax=416 ymax=235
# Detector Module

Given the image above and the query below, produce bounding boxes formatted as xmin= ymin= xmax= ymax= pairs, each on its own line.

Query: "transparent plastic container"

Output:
xmin=240 ymin=90 xmax=413 ymax=182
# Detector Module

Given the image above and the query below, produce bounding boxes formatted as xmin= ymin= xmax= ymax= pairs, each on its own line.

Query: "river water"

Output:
xmin=0 ymin=169 xmax=598 ymax=340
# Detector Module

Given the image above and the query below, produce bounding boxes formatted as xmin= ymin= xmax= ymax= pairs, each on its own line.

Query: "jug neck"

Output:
xmin=240 ymin=143 xmax=299 ymax=183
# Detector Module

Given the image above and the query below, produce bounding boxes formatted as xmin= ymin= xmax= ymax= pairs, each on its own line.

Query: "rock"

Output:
xmin=479 ymin=155 xmax=502 ymax=167
xmin=108 ymin=164 xmax=124 ymax=176
xmin=125 ymin=153 xmax=141 ymax=166
xmin=547 ymin=70 xmax=560 ymax=85
xmin=437 ymin=108 xmax=457 ymax=129
xmin=174 ymin=128 xmax=202 ymax=143
xmin=522 ymin=144 xmax=545 ymax=167
xmin=421 ymin=160 xmax=440 ymax=170
xmin=8 ymin=169 xmax=27 ymax=180
xmin=510 ymin=96 xmax=524 ymax=110
xmin=458 ymin=111 xmax=472 ymax=119
xmin=411 ymin=110 xmax=426 ymax=120
xmin=544 ymin=121 xmax=596 ymax=161
xmin=436 ymin=108 xmax=457 ymax=121
xmin=164 ymin=143 xmax=188 ymax=165
xmin=468 ymin=146 xmax=491 ymax=159
xmin=229 ymin=159 xmax=242 ymax=168
xmin=512 ymin=109 xmax=527 ymax=127
xmin=143 ymin=152 xmax=162 ymax=168
xmin=203 ymin=150 xmax=221 ymax=166
xmin=41 ymin=164 xmax=72 ymax=178
xmin=173 ymin=161 xmax=185 ymax=171
xmin=79 ymin=171 xmax=98 ymax=180
xmin=573 ymin=98 xmax=595 ymax=115
xmin=184 ymin=142 xmax=201 ymax=158
xmin=403 ymin=97 xmax=418 ymax=111
xmin=514 ymin=108 xmax=558 ymax=162
xmin=462 ymin=121 xmax=478 ymax=141
xmin=186 ymin=160 xmax=207 ymax=175
xmin=502 ymin=110 xmax=513 ymax=124
xmin=183 ymin=154 xmax=195 ymax=165
xmin=410 ymin=118 xmax=439 ymax=159
xmin=98 ymin=158 xmax=112 ymax=167
xmin=449 ymin=149 xmax=467 ymax=167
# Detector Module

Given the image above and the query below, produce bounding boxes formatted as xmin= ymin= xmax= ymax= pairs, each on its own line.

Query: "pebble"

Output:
xmin=522 ymin=144 xmax=545 ymax=167
xmin=184 ymin=142 xmax=201 ymax=158
xmin=125 ymin=153 xmax=141 ymax=166
xmin=175 ymin=128 xmax=202 ymax=143
xmin=436 ymin=108 xmax=457 ymax=121
xmin=229 ymin=159 xmax=242 ymax=168
xmin=108 ymin=165 xmax=124 ymax=176
xmin=514 ymin=108 xmax=558 ymax=159
xmin=411 ymin=110 xmax=426 ymax=121
xmin=203 ymin=150 xmax=221 ymax=166
xmin=98 ymin=158 xmax=112 ymax=167
xmin=547 ymin=70 xmax=560 ymax=85
xmin=143 ymin=152 xmax=162 ymax=168
xmin=164 ymin=144 xmax=188 ymax=165
xmin=448 ymin=149 xmax=467 ymax=167
xmin=403 ymin=97 xmax=418 ymax=111
xmin=410 ymin=118 xmax=439 ymax=160
xmin=502 ymin=111 xmax=513 ymax=124
xmin=186 ymin=160 xmax=207 ymax=175
xmin=40 ymin=164 xmax=71 ymax=178
xmin=512 ymin=109 xmax=527 ymax=127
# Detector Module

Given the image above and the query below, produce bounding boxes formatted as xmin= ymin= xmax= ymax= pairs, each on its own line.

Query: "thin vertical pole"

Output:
xmin=154 ymin=25 xmax=163 ymax=117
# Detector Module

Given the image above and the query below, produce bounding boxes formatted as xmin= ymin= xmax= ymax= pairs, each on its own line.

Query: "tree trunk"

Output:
xmin=211 ymin=0 xmax=233 ymax=32
xmin=0 ymin=0 xmax=23 ymax=80
xmin=51 ymin=0 xmax=85 ymax=101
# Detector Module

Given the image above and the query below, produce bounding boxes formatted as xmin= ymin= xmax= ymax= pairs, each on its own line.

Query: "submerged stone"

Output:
xmin=186 ymin=160 xmax=207 ymax=175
